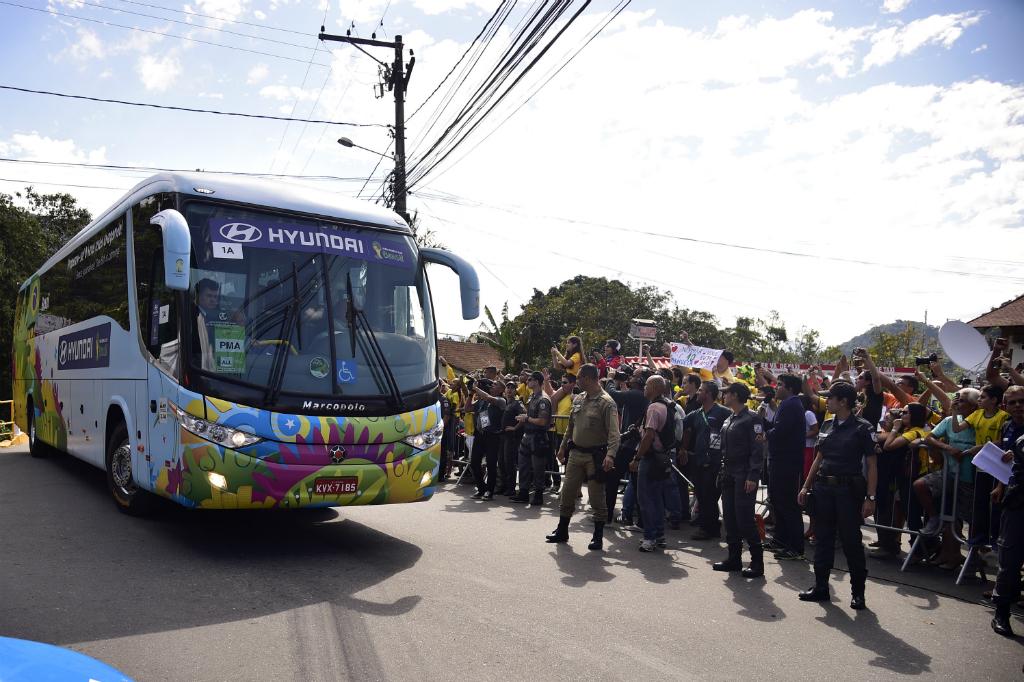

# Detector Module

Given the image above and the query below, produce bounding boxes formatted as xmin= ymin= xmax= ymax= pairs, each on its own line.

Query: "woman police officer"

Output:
xmin=798 ymin=381 xmax=878 ymax=610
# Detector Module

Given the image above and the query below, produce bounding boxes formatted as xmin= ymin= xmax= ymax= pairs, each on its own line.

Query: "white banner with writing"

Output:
xmin=670 ymin=342 xmax=723 ymax=370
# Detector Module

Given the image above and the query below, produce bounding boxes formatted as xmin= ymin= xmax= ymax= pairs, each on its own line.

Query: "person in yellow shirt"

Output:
xmin=552 ymin=336 xmax=584 ymax=377
xmin=875 ymin=402 xmax=933 ymax=557
xmin=543 ymin=370 xmax=577 ymax=492
xmin=516 ymin=370 xmax=532 ymax=403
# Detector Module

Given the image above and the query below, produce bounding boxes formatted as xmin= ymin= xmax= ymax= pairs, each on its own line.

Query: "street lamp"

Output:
xmin=337 ymin=137 xmax=391 ymax=158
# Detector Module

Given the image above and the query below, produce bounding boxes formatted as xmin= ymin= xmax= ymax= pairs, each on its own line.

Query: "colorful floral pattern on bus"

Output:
xmin=12 ymin=275 xmax=68 ymax=450
xmin=151 ymin=396 xmax=442 ymax=509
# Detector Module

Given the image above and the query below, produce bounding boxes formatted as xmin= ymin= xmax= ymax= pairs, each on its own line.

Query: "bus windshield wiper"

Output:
xmin=354 ymin=309 xmax=404 ymax=410
xmin=264 ymin=262 xmax=301 ymax=404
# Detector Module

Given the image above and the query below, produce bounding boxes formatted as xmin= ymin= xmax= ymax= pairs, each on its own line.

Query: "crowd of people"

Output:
xmin=435 ymin=336 xmax=1024 ymax=637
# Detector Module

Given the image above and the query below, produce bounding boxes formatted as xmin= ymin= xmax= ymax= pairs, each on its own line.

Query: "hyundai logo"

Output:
xmin=329 ymin=445 xmax=347 ymax=464
xmin=219 ymin=222 xmax=262 ymax=243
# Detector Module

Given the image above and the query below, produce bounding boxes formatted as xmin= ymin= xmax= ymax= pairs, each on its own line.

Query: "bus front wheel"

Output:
xmin=106 ymin=422 xmax=156 ymax=516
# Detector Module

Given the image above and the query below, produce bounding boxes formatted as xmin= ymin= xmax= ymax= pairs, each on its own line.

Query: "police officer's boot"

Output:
xmin=992 ymin=599 xmax=1014 ymax=637
xmin=712 ymin=543 xmax=743 ymax=572
xmin=545 ymin=516 xmax=571 ymax=543
xmin=850 ymin=573 xmax=867 ymax=610
xmin=588 ymin=522 xmax=605 ymax=551
xmin=798 ymin=569 xmax=831 ymax=602
xmin=742 ymin=544 xmax=764 ymax=578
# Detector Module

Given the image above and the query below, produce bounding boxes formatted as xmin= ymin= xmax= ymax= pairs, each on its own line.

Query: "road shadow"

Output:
xmin=772 ymin=556 xmax=815 ymax=593
xmin=603 ymin=533 xmax=689 ymax=585
xmin=0 ymin=448 xmax=423 ymax=648
xmin=815 ymin=604 xmax=933 ymax=675
xmin=723 ymin=572 xmax=785 ymax=622
xmin=549 ymin=543 xmax=616 ymax=587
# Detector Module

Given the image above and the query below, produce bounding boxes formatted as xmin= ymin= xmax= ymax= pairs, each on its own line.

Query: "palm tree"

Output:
xmin=478 ymin=302 xmax=519 ymax=372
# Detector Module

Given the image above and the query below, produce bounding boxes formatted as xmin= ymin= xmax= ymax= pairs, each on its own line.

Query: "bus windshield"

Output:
xmin=183 ymin=201 xmax=435 ymax=406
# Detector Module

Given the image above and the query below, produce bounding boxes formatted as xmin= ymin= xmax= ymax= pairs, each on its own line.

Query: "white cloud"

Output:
xmin=882 ymin=0 xmax=912 ymax=14
xmin=185 ymin=0 xmax=249 ymax=21
xmin=253 ymin=9 xmax=266 ymax=19
xmin=247 ymin=63 xmax=269 ymax=84
xmin=972 ymin=43 xmax=988 ymax=54
xmin=864 ymin=12 xmax=982 ymax=70
xmin=410 ymin=0 xmax=501 ymax=16
xmin=67 ymin=28 xmax=104 ymax=60
xmin=136 ymin=54 xmax=181 ymax=91
xmin=198 ymin=92 xmax=225 ymax=99
xmin=405 ymin=11 xmax=1024 ymax=343
xmin=259 ymin=84 xmax=323 ymax=102
xmin=0 ymin=133 xmax=107 ymax=164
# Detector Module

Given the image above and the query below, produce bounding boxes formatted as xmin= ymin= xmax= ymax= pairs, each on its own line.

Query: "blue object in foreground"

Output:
xmin=0 ymin=637 xmax=132 ymax=682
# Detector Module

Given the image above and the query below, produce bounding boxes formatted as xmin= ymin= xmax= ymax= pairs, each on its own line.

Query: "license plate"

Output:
xmin=314 ymin=477 xmax=358 ymax=495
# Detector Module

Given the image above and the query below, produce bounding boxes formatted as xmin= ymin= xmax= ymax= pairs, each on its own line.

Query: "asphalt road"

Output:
xmin=1 ymin=444 xmax=1021 ymax=680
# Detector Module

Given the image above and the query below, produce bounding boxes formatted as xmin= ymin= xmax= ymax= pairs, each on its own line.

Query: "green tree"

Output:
xmin=869 ymin=322 xmax=928 ymax=367
xmin=477 ymin=302 xmax=520 ymax=372
xmin=0 ymin=189 xmax=92 ymax=400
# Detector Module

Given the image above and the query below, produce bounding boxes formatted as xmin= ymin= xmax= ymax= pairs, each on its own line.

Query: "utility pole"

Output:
xmin=318 ymin=28 xmax=415 ymax=223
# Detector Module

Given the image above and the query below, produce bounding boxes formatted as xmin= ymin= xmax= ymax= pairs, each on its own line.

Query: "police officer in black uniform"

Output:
xmin=713 ymin=382 xmax=765 ymax=579
xmin=798 ymin=381 xmax=878 ymax=610
xmin=513 ymin=372 xmax=553 ymax=506
xmin=991 ymin=384 xmax=1024 ymax=636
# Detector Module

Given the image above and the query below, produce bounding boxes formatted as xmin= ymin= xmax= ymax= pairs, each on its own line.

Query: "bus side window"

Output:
xmin=133 ymin=194 xmax=180 ymax=378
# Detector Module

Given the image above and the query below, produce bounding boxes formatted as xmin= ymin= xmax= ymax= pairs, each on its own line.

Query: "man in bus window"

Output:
xmin=194 ymin=278 xmax=220 ymax=371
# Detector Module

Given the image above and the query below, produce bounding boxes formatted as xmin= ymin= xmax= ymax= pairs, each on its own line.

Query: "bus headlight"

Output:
xmin=170 ymin=403 xmax=262 ymax=449
xmin=402 ymin=422 xmax=444 ymax=450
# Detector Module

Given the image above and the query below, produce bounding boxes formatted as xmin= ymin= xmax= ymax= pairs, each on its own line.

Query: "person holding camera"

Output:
xmin=713 ymin=382 xmax=765 ymax=578
xmin=551 ymin=336 xmax=585 ymax=378
xmin=991 ymin=384 xmax=1024 ymax=636
xmin=545 ymin=364 xmax=620 ymax=551
xmin=872 ymin=402 xmax=932 ymax=558
xmin=684 ymin=381 xmax=731 ymax=540
xmin=469 ymin=379 xmax=507 ymax=501
xmin=798 ymin=382 xmax=878 ymax=609
xmin=604 ymin=370 xmax=648 ymax=522
xmin=499 ymin=382 xmax=526 ymax=497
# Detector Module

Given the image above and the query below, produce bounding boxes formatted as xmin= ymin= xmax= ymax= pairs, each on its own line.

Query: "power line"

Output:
xmin=107 ymin=0 xmax=312 ymax=36
xmin=2 ymin=1 xmax=331 ymax=66
xmin=0 ymin=176 xmax=129 ymax=191
xmin=0 ymin=85 xmax=385 ymax=127
xmin=419 ymin=190 xmax=1024 ymax=284
xmin=0 ymin=157 xmax=386 ymax=182
xmin=416 ymin=0 xmax=632 ymax=189
xmin=67 ymin=0 xmax=319 ymax=52
xmin=267 ymin=1 xmax=332 ymax=173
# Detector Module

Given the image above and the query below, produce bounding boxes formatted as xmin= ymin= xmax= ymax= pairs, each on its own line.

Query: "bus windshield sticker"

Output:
xmin=208 ymin=219 xmax=413 ymax=269
xmin=336 ymin=360 xmax=357 ymax=384
xmin=57 ymin=322 xmax=111 ymax=370
xmin=212 ymin=323 xmax=246 ymax=373
xmin=211 ymin=242 xmax=244 ymax=259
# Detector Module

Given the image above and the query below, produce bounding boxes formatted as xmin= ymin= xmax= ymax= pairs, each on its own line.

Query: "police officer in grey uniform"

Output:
xmin=545 ymin=364 xmax=620 ymax=551
xmin=712 ymin=382 xmax=765 ymax=579
xmin=513 ymin=372 xmax=553 ymax=506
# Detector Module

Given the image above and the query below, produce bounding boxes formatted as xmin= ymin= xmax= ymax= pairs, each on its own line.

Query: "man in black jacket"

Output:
xmin=713 ymin=382 xmax=765 ymax=579
xmin=470 ymin=379 xmax=506 ymax=501
xmin=683 ymin=381 xmax=731 ymax=540
xmin=766 ymin=374 xmax=807 ymax=559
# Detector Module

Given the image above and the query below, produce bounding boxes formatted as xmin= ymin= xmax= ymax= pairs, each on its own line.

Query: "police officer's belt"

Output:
xmin=817 ymin=474 xmax=863 ymax=486
xmin=569 ymin=441 xmax=607 ymax=456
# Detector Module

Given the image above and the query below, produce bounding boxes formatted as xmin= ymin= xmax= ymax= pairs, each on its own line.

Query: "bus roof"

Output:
xmin=27 ymin=172 xmax=412 ymax=289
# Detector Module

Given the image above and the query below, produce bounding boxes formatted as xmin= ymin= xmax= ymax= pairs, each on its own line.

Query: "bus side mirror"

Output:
xmin=151 ymin=209 xmax=191 ymax=291
xmin=420 ymin=248 xmax=479 ymax=320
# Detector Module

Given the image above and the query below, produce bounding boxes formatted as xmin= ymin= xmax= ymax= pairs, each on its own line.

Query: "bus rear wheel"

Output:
xmin=106 ymin=422 xmax=156 ymax=516
xmin=27 ymin=401 xmax=48 ymax=459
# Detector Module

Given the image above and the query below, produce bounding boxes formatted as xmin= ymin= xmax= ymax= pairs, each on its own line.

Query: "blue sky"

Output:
xmin=1 ymin=0 xmax=1023 ymax=345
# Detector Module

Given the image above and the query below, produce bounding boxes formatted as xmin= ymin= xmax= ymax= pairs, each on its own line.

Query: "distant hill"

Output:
xmin=838 ymin=320 xmax=940 ymax=355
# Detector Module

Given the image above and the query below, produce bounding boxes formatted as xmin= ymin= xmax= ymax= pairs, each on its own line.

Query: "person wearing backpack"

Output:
xmin=630 ymin=375 xmax=677 ymax=552
xmin=713 ymin=382 xmax=766 ymax=578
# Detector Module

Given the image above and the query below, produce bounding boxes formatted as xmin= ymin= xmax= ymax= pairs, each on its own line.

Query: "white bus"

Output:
xmin=12 ymin=173 xmax=478 ymax=513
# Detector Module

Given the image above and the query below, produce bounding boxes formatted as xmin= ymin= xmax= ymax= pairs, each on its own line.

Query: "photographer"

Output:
xmin=604 ymin=370 xmax=649 ymax=523
xmin=684 ymin=381 xmax=731 ymax=540
xmin=469 ymin=379 xmax=507 ymax=501
xmin=852 ymin=348 xmax=885 ymax=428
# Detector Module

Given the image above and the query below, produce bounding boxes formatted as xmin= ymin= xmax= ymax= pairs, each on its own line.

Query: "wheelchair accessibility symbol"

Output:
xmin=336 ymin=360 xmax=357 ymax=384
